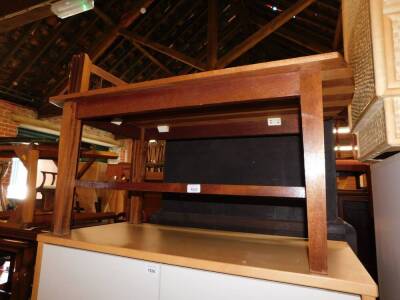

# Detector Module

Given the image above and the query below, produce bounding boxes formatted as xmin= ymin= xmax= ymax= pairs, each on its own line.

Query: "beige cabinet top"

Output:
xmin=37 ymin=222 xmax=377 ymax=297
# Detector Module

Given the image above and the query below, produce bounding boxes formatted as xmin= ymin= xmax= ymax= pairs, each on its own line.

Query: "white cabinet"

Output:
xmin=37 ymin=245 xmax=160 ymax=300
xmin=159 ymin=264 xmax=359 ymax=300
xmin=37 ymin=244 xmax=360 ymax=300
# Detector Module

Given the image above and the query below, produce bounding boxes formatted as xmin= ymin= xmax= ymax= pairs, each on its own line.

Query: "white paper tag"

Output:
xmin=187 ymin=184 xmax=201 ymax=193
xmin=267 ymin=117 xmax=282 ymax=126
xmin=146 ymin=265 xmax=158 ymax=275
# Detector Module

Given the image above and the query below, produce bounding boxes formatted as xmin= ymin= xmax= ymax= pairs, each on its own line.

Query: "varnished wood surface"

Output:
xmin=75 ymin=181 xmax=306 ymax=198
xmin=0 ymin=144 xmax=118 ymax=160
xmin=300 ymin=66 xmax=328 ymax=274
xmin=21 ymin=148 xmax=39 ymax=224
xmin=50 ymin=52 xmax=352 ymax=118
xmin=128 ymin=128 xmax=147 ymax=224
xmin=50 ymin=53 xmax=346 ymax=104
xmin=52 ymin=54 xmax=87 ymax=235
xmin=78 ymin=72 xmax=299 ymax=119
xmin=36 ymin=223 xmax=377 ymax=297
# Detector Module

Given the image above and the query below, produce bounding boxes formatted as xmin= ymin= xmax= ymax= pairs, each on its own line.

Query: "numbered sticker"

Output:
xmin=267 ymin=117 xmax=282 ymax=126
xmin=187 ymin=184 xmax=201 ymax=193
xmin=146 ymin=265 xmax=158 ymax=275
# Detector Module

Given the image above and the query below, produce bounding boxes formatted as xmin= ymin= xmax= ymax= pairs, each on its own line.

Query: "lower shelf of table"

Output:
xmin=75 ymin=181 xmax=306 ymax=198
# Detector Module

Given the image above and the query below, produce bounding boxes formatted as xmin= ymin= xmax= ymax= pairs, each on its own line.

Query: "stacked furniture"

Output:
xmin=343 ymin=0 xmax=400 ymax=160
xmin=32 ymin=52 xmax=377 ymax=299
xmin=0 ymin=56 xmax=127 ymax=299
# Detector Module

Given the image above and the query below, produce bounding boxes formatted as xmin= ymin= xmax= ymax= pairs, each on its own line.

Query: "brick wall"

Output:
xmin=0 ymin=99 xmax=37 ymax=137
xmin=44 ymin=116 xmax=115 ymax=140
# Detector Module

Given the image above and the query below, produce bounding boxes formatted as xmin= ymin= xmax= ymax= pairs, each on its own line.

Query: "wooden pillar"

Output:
xmin=52 ymin=53 xmax=90 ymax=235
xmin=11 ymin=145 xmax=39 ymax=225
xmin=21 ymin=148 xmax=39 ymax=224
xmin=128 ymin=128 xmax=147 ymax=224
xmin=300 ymin=65 xmax=328 ymax=274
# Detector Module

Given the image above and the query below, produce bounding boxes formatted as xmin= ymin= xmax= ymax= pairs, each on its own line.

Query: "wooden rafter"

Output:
xmin=109 ymin=0 xmax=189 ymax=79
xmin=0 ymin=2 xmax=53 ymax=33
xmin=120 ymin=32 xmax=173 ymax=76
xmin=1 ymin=22 xmax=40 ymax=69
xmin=42 ymin=16 xmax=100 ymax=83
xmin=120 ymin=30 xmax=207 ymax=71
xmin=90 ymin=0 xmax=154 ymax=62
xmin=134 ymin=2 xmax=209 ymax=81
xmin=40 ymin=0 xmax=120 ymax=91
xmin=47 ymin=0 xmax=154 ymax=98
xmin=216 ymin=0 xmax=317 ymax=68
xmin=179 ymin=17 xmax=242 ymax=76
xmin=274 ymin=28 xmax=330 ymax=54
xmin=93 ymin=6 xmax=173 ymax=75
xmin=207 ymin=0 xmax=218 ymax=70
xmin=10 ymin=20 xmax=72 ymax=87
xmin=250 ymin=12 xmax=330 ymax=54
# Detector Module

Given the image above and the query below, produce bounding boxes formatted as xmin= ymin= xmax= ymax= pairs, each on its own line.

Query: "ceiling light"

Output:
xmin=111 ymin=119 xmax=122 ymax=126
xmin=149 ymin=139 xmax=157 ymax=143
xmin=51 ymin=0 xmax=95 ymax=19
xmin=272 ymin=6 xmax=278 ymax=11
xmin=140 ymin=7 xmax=147 ymax=14
xmin=334 ymin=145 xmax=355 ymax=152
xmin=332 ymin=127 xmax=351 ymax=134
xmin=157 ymin=125 xmax=169 ymax=133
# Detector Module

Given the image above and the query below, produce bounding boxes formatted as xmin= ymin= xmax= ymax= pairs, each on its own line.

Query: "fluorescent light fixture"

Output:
xmin=334 ymin=145 xmax=355 ymax=151
xmin=111 ymin=119 xmax=122 ymax=126
xmin=157 ymin=125 xmax=170 ymax=133
xmin=51 ymin=0 xmax=94 ymax=19
xmin=332 ymin=127 xmax=351 ymax=134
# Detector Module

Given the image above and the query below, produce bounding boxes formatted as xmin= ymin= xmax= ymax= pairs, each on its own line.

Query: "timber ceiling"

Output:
xmin=0 ymin=0 xmax=342 ymax=117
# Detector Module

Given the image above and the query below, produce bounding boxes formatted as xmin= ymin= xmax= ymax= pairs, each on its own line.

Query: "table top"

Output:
xmin=37 ymin=222 xmax=377 ymax=297
xmin=49 ymin=52 xmax=352 ymax=118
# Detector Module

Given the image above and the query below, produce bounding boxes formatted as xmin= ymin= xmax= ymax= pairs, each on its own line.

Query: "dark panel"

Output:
xmin=164 ymin=135 xmax=304 ymax=186
xmin=151 ymin=120 xmax=355 ymax=249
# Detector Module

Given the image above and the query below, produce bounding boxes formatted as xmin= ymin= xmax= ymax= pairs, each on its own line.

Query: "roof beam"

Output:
xmin=120 ymin=30 xmax=207 ymax=71
xmin=0 ymin=1 xmax=53 ymax=33
xmin=44 ymin=0 xmax=154 ymax=109
xmin=90 ymin=0 xmax=154 ymax=62
xmin=10 ymin=20 xmax=71 ymax=87
xmin=109 ymin=0 xmax=188 ymax=78
xmin=130 ymin=1 xmax=208 ymax=81
xmin=1 ymin=22 xmax=40 ymax=69
xmin=94 ymin=6 xmax=173 ymax=75
xmin=207 ymin=0 xmax=218 ymax=70
xmin=119 ymin=31 xmax=173 ymax=75
xmin=216 ymin=0 xmax=317 ymax=68
xmin=250 ymin=15 xmax=330 ymax=54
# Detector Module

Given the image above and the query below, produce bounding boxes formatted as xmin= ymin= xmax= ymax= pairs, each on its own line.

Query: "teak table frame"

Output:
xmin=50 ymin=52 xmax=353 ymax=274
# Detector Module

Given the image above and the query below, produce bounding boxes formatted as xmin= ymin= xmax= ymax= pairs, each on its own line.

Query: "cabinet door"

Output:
xmin=37 ymin=244 xmax=160 ymax=300
xmin=160 ymin=265 xmax=360 ymax=300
